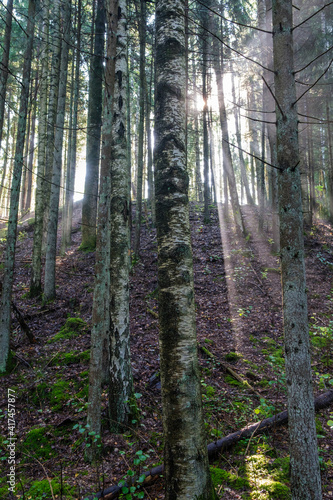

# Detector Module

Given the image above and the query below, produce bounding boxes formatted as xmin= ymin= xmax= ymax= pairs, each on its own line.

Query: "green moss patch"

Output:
xmin=50 ymin=380 xmax=70 ymax=410
xmin=26 ymin=478 xmax=75 ymax=499
xmin=51 ymin=350 xmax=90 ymax=366
xmin=225 ymin=351 xmax=242 ymax=362
xmin=210 ymin=467 xmax=250 ymax=490
xmin=22 ymin=426 xmax=56 ymax=460
xmin=48 ymin=317 xmax=87 ymax=343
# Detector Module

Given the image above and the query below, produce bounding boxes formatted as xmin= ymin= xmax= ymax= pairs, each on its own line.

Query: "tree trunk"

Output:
xmin=62 ymin=0 xmax=81 ymax=253
xmin=134 ymin=0 xmax=146 ymax=255
xmin=155 ymin=0 xmax=216 ymax=496
xmin=86 ymin=0 xmax=118 ymax=457
xmin=213 ymin=39 xmax=244 ymax=234
xmin=43 ymin=0 xmax=71 ymax=302
xmin=0 ymin=0 xmax=36 ymax=373
xmin=231 ymin=71 xmax=253 ymax=206
xmin=202 ymin=4 xmax=210 ymax=224
xmin=0 ymin=0 xmax=13 ymax=152
xmin=81 ymin=0 xmax=105 ymax=251
xmin=30 ymin=0 xmax=49 ymax=297
xmin=108 ymin=0 xmax=133 ymax=432
xmin=272 ymin=0 xmax=322 ymax=497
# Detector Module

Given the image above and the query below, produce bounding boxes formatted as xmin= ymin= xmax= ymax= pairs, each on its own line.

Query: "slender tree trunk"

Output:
xmin=81 ymin=0 xmax=105 ymax=251
xmin=327 ymin=103 xmax=333 ymax=222
xmin=202 ymin=3 xmax=210 ymax=223
xmin=30 ymin=0 xmax=49 ymax=297
xmin=0 ymin=106 xmax=11 ymax=210
xmin=231 ymin=71 xmax=253 ymax=205
xmin=0 ymin=0 xmax=13 ymax=152
xmin=0 ymin=0 xmax=36 ymax=373
xmin=43 ymin=0 xmax=71 ymax=302
xmin=62 ymin=0 xmax=82 ymax=252
xmin=155 ymin=0 xmax=216 ymax=497
xmin=25 ymin=85 xmax=37 ymax=213
xmin=272 ymin=1 xmax=322 ymax=497
xmin=43 ymin=0 xmax=62 ymax=245
xmin=213 ymin=39 xmax=244 ymax=233
xmin=86 ymin=0 xmax=118 ymax=456
xmin=192 ymin=55 xmax=203 ymax=202
xmin=134 ymin=0 xmax=146 ymax=255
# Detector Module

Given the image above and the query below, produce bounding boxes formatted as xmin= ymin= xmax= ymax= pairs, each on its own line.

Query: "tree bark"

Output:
xmin=86 ymin=0 xmax=118 ymax=458
xmin=155 ymin=0 xmax=216 ymax=497
xmin=272 ymin=0 xmax=322 ymax=497
xmin=0 ymin=0 xmax=36 ymax=373
xmin=81 ymin=0 xmax=105 ymax=251
xmin=43 ymin=0 xmax=71 ymax=302
xmin=108 ymin=0 xmax=133 ymax=432
xmin=0 ymin=0 xmax=13 ymax=153
xmin=134 ymin=0 xmax=146 ymax=256
xmin=30 ymin=0 xmax=49 ymax=297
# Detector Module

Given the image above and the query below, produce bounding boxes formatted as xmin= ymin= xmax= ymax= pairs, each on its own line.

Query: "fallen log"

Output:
xmin=85 ymin=389 xmax=333 ymax=500
xmin=12 ymin=301 xmax=35 ymax=343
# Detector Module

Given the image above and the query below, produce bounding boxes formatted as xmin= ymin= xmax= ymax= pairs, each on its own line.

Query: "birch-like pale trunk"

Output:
xmin=272 ymin=0 xmax=322 ymax=497
xmin=155 ymin=0 xmax=216 ymax=497
xmin=0 ymin=0 xmax=36 ymax=373
xmin=134 ymin=0 xmax=146 ymax=256
xmin=43 ymin=1 xmax=71 ymax=301
xmin=30 ymin=0 xmax=49 ymax=297
xmin=86 ymin=0 xmax=117 ymax=456
xmin=81 ymin=0 xmax=105 ymax=251
xmin=108 ymin=0 xmax=133 ymax=431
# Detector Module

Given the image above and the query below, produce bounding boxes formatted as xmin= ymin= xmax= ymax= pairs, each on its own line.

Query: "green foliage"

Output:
xmin=254 ymin=398 xmax=276 ymax=418
xmin=26 ymin=478 xmax=75 ymax=499
xmin=23 ymin=426 xmax=55 ymax=460
xmin=47 ymin=317 xmax=87 ymax=343
xmin=118 ymin=449 xmax=150 ymax=499
xmin=225 ymin=351 xmax=242 ymax=362
xmin=52 ymin=350 xmax=90 ymax=366
xmin=210 ymin=467 xmax=250 ymax=490
xmin=50 ymin=380 xmax=70 ymax=410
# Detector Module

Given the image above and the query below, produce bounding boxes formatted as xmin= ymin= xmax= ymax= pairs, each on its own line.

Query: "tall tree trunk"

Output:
xmin=81 ymin=0 xmax=105 ymax=251
xmin=43 ymin=0 xmax=62 ymax=245
xmin=43 ymin=0 xmax=71 ymax=302
xmin=30 ymin=0 xmax=49 ymax=297
xmin=155 ymin=0 xmax=216 ymax=497
xmin=0 ymin=105 xmax=11 ymax=210
xmin=272 ymin=0 xmax=322 ymax=497
xmin=327 ymin=103 xmax=333 ymax=223
xmin=134 ymin=0 xmax=146 ymax=255
xmin=0 ymin=0 xmax=36 ymax=373
xmin=25 ymin=79 xmax=37 ymax=213
xmin=231 ymin=71 xmax=253 ymax=205
xmin=202 ymin=3 xmax=210 ymax=223
xmin=213 ymin=39 xmax=244 ymax=234
xmin=192 ymin=55 xmax=203 ymax=202
xmin=0 ymin=0 xmax=13 ymax=152
xmin=108 ymin=0 xmax=133 ymax=432
xmin=62 ymin=0 xmax=82 ymax=253
xmin=86 ymin=0 xmax=118 ymax=457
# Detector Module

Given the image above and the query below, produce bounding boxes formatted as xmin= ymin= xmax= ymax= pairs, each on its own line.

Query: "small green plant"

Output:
xmin=254 ymin=398 xmax=276 ymax=418
xmin=237 ymin=306 xmax=252 ymax=317
xmin=118 ymin=449 xmax=151 ymax=499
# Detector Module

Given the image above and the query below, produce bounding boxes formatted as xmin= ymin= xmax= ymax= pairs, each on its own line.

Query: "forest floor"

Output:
xmin=0 ymin=201 xmax=333 ymax=499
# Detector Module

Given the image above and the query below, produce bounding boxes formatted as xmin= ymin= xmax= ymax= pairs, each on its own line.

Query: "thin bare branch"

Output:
xmin=293 ymin=58 xmax=333 ymax=105
xmin=187 ymin=15 xmax=275 ymax=73
xmin=195 ymin=0 xmax=273 ymax=33
xmin=292 ymin=2 xmax=333 ymax=31
xmin=241 ymin=114 xmax=276 ymax=124
xmin=223 ymin=139 xmax=282 ymax=170
xmin=294 ymin=45 xmax=333 ymax=74
xmin=262 ymin=75 xmax=285 ymax=118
